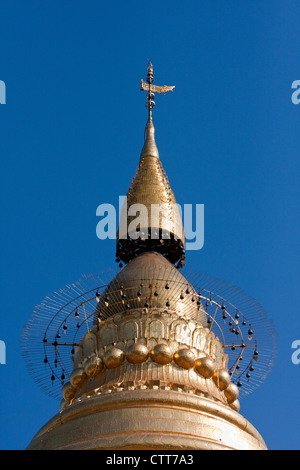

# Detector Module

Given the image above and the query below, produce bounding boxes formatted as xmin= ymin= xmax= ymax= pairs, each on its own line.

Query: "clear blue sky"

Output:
xmin=0 ymin=1 xmax=299 ymax=450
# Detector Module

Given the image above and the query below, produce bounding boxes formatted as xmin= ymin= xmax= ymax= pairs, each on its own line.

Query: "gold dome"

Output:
xmin=95 ymin=251 xmax=207 ymax=325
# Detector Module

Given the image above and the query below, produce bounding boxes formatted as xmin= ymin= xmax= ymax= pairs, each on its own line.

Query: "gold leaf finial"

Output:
xmin=140 ymin=62 xmax=175 ymax=120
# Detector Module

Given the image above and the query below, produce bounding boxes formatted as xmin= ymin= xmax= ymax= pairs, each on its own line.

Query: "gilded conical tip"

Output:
xmin=140 ymin=118 xmax=159 ymax=159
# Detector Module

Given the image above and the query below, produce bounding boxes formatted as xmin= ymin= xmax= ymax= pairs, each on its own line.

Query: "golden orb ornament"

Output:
xmin=70 ymin=367 xmax=87 ymax=388
xmin=173 ymin=348 xmax=196 ymax=369
xmin=126 ymin=343 xmax=149 ymax=364
xmin=224 ymin=382 xmax=239 ymax=404
xmin=150 ymin=343 xmax=173 ymax=365
xmin=103 ymin=347 xmax=125 ymax=369
xmin=83 ymin=356 xmax=104 ymax=377
xmin=212 ymin=369 xmax=231 ymax=391
xmin=194 ymin=356 xmax=216 ymax=378
xmin=230 ymin=399 xmax=241 ymax=412
xmin=62 ymin=382 xmax=76 ymax=403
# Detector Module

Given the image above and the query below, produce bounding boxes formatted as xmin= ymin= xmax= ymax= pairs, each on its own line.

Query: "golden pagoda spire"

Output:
xmin=140 ymin=62 xmax=174 ymax=158
xmin=116 ymin=62 xmax=185 ymax=268
xmin=140 ymin=118 xmax=159 ymax=159
xmin=23 ymin=62 xmax=275 ymax=451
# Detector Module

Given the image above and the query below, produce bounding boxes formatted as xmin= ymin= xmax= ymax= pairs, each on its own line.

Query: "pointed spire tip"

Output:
xmin=141 ymin=118 xmax=159 ymax=159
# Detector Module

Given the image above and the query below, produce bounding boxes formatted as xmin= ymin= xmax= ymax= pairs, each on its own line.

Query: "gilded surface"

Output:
xmin=70 ymin=306 xmax=228 ymax=404
xmin=95 ymin=252 xmax=200 ymax=321
xmin=61 ymin=253 xmax=233 ymax=408
xmin=26 ymin=251 xmax=268 ymax=451
xmin=117 ymin=122 xmax=184 ymax=251
xmin=27 ymin=390 xmax=267 ymax=450
xmin=140 ymin=79 xmax=175 ymax=94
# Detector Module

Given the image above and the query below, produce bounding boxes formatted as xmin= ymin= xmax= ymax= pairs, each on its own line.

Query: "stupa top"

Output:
xmin=116 ymin=62 xmax=185 ymax=268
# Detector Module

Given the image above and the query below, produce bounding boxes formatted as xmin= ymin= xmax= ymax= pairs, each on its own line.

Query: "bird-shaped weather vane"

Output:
xmin=141 ymin=61 xmax=175 ymax=120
